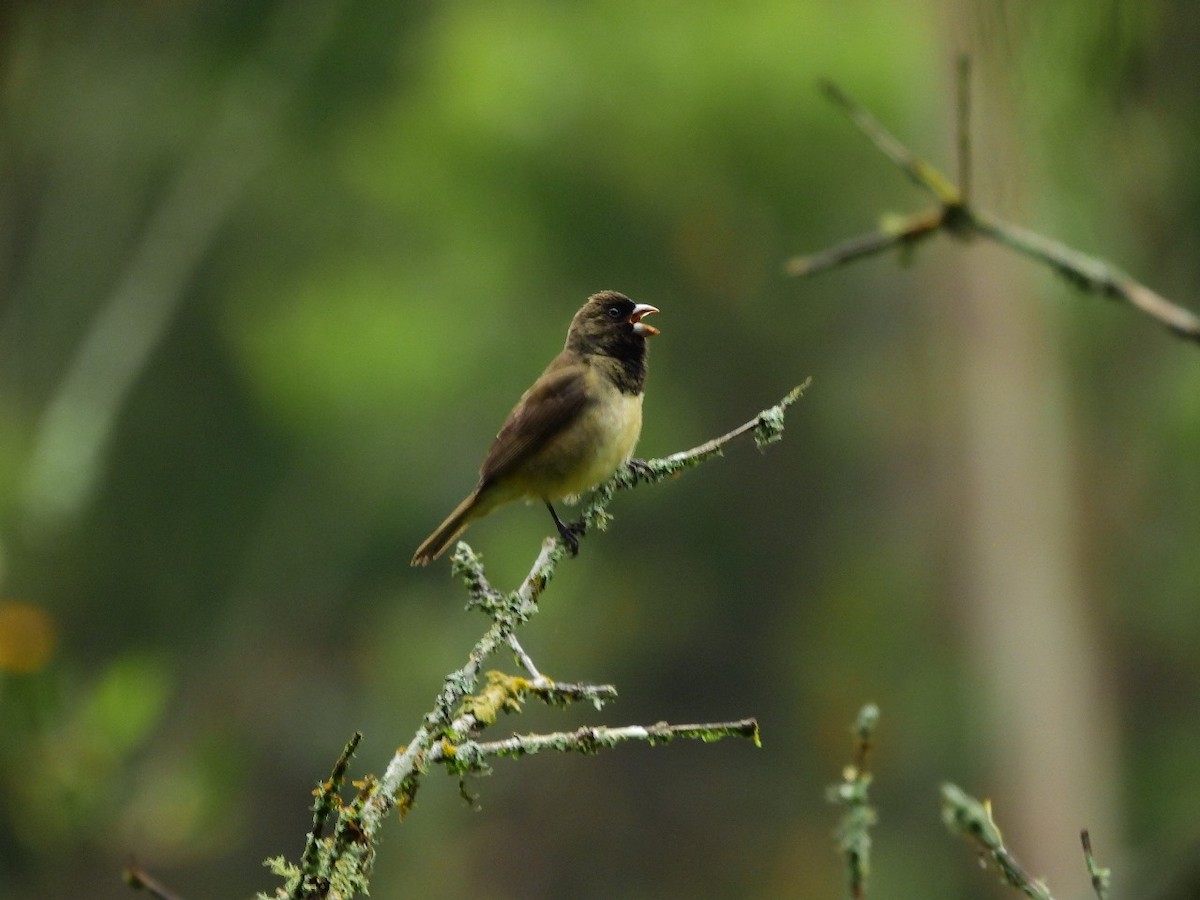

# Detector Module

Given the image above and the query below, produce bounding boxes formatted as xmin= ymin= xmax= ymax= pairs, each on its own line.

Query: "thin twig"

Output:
xmin=506 ymin=633 xmax=542 ymax=678
xmin=526 ymin=677 xmax=619 ymax=709
xmin=789 ymin=76 xmax=1200 ymax=344
xmin=828 ymin=705 xmax=880 ymax=900
xmin=957 ymin=54 xmax=972 ymax=206
xmin=1080 ymin=830 xmax=1112 ymax=900
xmin=124 ymin=863 xmax=185 ymax=900
xmin=941 ymin=784 xmax=1055 ymax=900
xmin=293 ymin=733 xmax=362 ymax=899
xmin=662 ymin=378 xmax=810 ymax=459
xmin=785 ymin=211 xmax=941 ymax=277
xmin=971 ymin=209 xmax=1200 ymax=339
xmin=433 ymin=718 xmax=761 ymax=768
xmin=818 ymin=81 xmax=960 ymax=205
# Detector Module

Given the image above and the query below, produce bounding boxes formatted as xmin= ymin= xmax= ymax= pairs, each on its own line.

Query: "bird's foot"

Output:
xmin=625 ymin=457 xmax=653 ymax=482
xmin=559 ymin=520 xmax=584 ymax=557
xmin=546 ymin=502 xmax=583 ymax=557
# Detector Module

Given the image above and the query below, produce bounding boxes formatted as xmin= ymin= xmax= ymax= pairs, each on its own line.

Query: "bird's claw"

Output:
xmin=558 ymin=522 xmax=582 ymax=557
xmin=546 ymin=502 xmax=584 ymax=557
xmin=625 ymin=457 xmax=653 ymax=481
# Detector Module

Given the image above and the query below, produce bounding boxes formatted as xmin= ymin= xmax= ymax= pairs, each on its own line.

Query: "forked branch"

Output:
xmin=787 ymin=59 xmax=1200 ymax=344
xmin=246 ymin=383 xmax=810 ymax=900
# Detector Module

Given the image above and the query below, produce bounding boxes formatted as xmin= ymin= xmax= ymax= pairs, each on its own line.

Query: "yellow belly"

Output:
xmin=524 ymin=389 xmax=643 ymax=502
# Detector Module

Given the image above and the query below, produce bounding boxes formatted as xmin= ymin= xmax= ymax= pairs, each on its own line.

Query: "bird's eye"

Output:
xmin=606 ymin=305 xmax=623 ymax=320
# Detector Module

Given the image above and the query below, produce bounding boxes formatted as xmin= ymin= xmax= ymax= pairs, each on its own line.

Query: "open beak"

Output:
xmin=630 ymin=303 xmax=660 ymax=337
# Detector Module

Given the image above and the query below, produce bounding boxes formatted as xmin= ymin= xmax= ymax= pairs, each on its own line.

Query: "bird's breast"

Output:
xmin=527 ymin=387 xmax=643 ymax=502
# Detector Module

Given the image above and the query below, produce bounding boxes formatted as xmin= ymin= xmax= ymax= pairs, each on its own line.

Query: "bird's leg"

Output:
xmin=545 ymin=501 xmax=581 ymax=556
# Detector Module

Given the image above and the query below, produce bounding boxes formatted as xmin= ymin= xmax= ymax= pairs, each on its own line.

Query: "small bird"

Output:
xmin=411 ymin=290 xmax=660 ymax=565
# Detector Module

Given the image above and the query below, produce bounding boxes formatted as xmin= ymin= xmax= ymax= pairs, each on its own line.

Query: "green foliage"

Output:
xmin=1 ymin=1 xmax=1198 ymax=898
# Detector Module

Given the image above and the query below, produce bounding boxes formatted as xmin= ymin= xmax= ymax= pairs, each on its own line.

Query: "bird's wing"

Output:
xmin=478 ymin=355 xmax=591 ymax=485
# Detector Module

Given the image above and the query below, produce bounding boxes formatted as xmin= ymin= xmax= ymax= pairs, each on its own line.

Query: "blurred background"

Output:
xmin=2 ymin=1 xmax=1199 ymax=897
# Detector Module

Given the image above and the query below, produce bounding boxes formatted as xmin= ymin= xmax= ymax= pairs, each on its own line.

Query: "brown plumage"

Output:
xmin=411 ymin=291 xmax=660 ymax=565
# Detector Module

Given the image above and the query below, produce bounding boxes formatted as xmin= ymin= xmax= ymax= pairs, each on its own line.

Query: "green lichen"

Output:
xmin=753 ymin=379 xmax=811 ymax=449
xmin=460 ymin=671 xmax=530 ymax=727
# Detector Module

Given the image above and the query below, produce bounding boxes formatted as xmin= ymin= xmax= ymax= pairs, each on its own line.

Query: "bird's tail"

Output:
xmin=411 ymin=489 xmax=483 ymax=566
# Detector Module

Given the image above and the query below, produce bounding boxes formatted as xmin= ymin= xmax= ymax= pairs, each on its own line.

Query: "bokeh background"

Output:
xmin=3 ymin=2 xmax=1199 ymax=898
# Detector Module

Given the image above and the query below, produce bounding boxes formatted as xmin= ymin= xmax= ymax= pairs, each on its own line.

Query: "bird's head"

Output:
xmin=566 ymin=291 xmax=660 ymax=359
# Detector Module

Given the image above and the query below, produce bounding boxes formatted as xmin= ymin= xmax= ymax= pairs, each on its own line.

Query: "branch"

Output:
xmin=956 ymin=54 xmax=973 ymax=205
xmin=458 ymin=378 xmax=811 ymax=606
xmin=827 ymin=704 xmax=880 ymax=900
xmin=432 ymin=718 xmax=761 ymax=770
xmin=787 ymin=69 xmax=1200 ymax=344
xmin=292 ymin=733 xmax=362 ymax=899
xmin=124 ymin=863 xmax=184 ymax=900
xmin=1080 ymin=830 xmax=1112 ymax=900
xmin=817 ymin=80 xmax=960 ymax=205
xmin=524 ymin=676 xmax=619 ymax=710
xmin=941 ymin=783 xmax=1056 ymax=900
xmin=248 ymin=384 xmax=808 ymax=899
xmin=580 ymin=377 xmax=812 ymax=534
xmin=506 ymin=633 xmax=543 ymax=678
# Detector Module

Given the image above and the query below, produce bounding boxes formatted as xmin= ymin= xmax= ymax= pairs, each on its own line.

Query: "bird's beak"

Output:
xmin=630 ymin=303 xmax=660 ymax=337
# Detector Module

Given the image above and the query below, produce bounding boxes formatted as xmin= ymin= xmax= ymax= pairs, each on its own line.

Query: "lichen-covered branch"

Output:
xmin=506 ymin=632 xmax=543 ymax=678
xmin=787 ymin=64 xmax=1200 ymax=344
xmin=827 ymin=705 xmax=880 ymax=900
xmin=956 ymin=55 xmax=973 ymax=205
xmin=124 ymin=863 xmax=184 ymax=900
xmin=581 ymin=378 xmax=811 ymax=532
xmin=248 ymin=385 xmax=807 ymax=899
xmin=433 ymin=718 xmax=761 ymax=771
xmin=941 ymin=783 xmax=1056 ymax=900
xmin=1080 ymin=830 xmax=1112 ymax=900
xmin=289 ymin=733 xmax=362 ymax=899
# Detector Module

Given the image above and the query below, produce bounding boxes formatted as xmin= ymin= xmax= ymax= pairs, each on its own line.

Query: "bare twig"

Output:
xmin=817 ymin=81 xmax=960 ymax=205
xmin=971 ymin=209 xmax=1200 ymax=339
xmin=124 ymin=863 xmax=185 ymax=900
xmin=785 ymin=209 xmax=943 ymax=277
xmin=957 ymin=54 xmax=972 ymax=205
xmin=789 ymin=76 xmax=1200 ymax=344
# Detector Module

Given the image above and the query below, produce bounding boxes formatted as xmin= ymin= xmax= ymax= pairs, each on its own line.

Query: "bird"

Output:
xmin=411 ymin=290 xmax=660 ymax=565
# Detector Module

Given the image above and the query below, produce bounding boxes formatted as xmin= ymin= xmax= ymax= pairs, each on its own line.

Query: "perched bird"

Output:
xmin=411 ymin=290 xmax=660 ymax=565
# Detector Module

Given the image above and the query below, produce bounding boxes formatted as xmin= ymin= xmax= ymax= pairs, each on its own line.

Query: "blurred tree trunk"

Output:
xmin=935 ymin=8 xmax=1122 ymax=891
